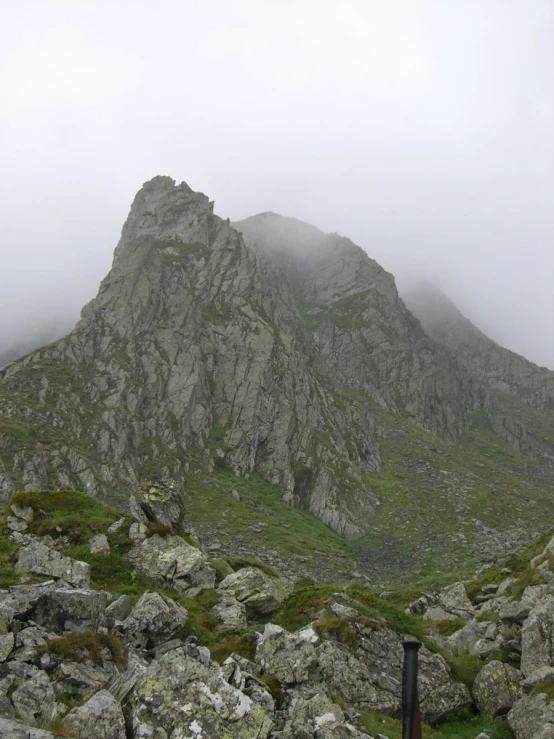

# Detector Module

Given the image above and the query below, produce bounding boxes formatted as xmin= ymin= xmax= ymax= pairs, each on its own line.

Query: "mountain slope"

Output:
xmin=1 ymin=178 xmax=553 ymax=581
xmin=403 ymin=281 xmax=554 ymax=412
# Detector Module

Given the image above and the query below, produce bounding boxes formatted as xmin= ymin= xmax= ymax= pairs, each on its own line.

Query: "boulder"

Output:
xmin=473 ymin=660 xmax=521 ymax=719
xmin=219 ymin=567 xmax=280 ymax=618
xmin=0 ymin=717 xmax=59 ymax=738
xmin=211 ymin=591 xmax=247 ymax=630
xmin=63 ymin=689 xmax=126 ymax=739
xmin=9 ymin=666 xmax=58 ymax=726
xmin=119 ymin=591 xmax=188 ymax=649
xmin=500 ymin=585 xmax=549 ymax=625
xmin=0 ymin=633 xmax=14 ymax=662
xmin=131 ymin=479 xmax=188 ymax=532
xmin=130 ymin=647 xmax=273 ymax=738
xmin=105 ymin=594 xmax=132 ymax=628
xmin=317 ymin=623 xmax=470 ymax=723
xmin=127 ymin=534 xmax=215 ymax=593
xmin=256 ymin=623 xmax=321 ymax=684
xmin=30 ymin=588 xmax=108 ymax=634
xmin=15 ymin=541 xmax=89 ymax=588
xmin=521 ymin=594 xmax=554 ymax=677
xmin=443 ymin=619 xmax=489 ymax=658
xmin=424 ymin=582 xmax=474 ymax=621
xmin=508 ymin=692 xmax=554 ymax=739
xmin=53 ymin=660 xmax=115 ymax=699
xmin=89 ymin=534 xmax=110 ymax=555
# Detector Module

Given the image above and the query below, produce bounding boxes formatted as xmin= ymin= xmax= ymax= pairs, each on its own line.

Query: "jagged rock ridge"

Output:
xmin=0 ymin=177 xmax=553 ymax=555
xmin=403 ymin=281 xmax=554 ymax=413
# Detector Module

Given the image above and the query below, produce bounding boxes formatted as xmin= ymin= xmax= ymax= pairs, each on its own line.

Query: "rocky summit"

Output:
xmin=0 ymin=175 xmax=554 ymax=736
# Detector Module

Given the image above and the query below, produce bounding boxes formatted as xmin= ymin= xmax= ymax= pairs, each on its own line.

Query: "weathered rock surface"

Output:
xmin=473 ymin=660 xmax=521 ymax=719
xmin=424 ymin=582 xmax=474 ymax=621
xmin=15 ymin=542 xmax=89 ymax=588
xmin=63 ymin=689 xmax=126 ymax=739
xmin=508 ymin=692 xmax=554 ymax=739
xmin=30 ymin=588 xmax=108 ymax=633
xmin=521 ymin=593 xmax=554 ymax=677
xmin=256 ymin=619 xmax=470 ymax=722
xmin=219 ymin=567 xmax=282 ymax=618
xmin=127 ymin=534 xmax=215 ymax=593
xmin=119 ymin=591 xmax=188 ymax=649
xmin=130 ymin=647 xmax=273 ymax=738
xmin=131 ymin=480 xmax=189 ymax=532
xmin=0 ymin=717 xmax=59 ymax=738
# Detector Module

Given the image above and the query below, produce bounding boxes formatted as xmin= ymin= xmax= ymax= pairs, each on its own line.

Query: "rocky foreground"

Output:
xmin=0 ymin=486 xmax=553 ymax=738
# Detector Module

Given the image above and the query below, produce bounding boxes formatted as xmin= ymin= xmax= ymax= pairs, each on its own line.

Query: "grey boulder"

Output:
xmin=15 ymin=542 xmax=89 ymax=588
xmin=63 ymin=689 xmax=126 ymax=739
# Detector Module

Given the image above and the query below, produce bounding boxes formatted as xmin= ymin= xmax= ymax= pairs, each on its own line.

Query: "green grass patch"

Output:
xmin=359 ymin=707 xmax=513 ymax=739
xmin=12 ymin=490 xmax=119 ymax=544
xmin=274 ymin=584 xmax=337 ymax=632
xmin=225 ymin=556 xmax=278 ymax=578
xmin=447 ymin=654 xmax=485 ymax=689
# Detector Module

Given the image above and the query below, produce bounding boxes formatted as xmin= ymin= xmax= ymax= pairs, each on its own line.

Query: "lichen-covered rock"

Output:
xmin=15 ymin=541 xmax=89 ymax=588
xmin=131 ymin=480 xmax=188 ymax=533
xmin=0 ymin=633 xmax=14 ymax=662
xmin=219 ymin=567 xmax=281 ymax=618
xmin=442 ymin=619 xmax=490 ymax=658
xmin=0 ymin=717 xmax=59 ymax=738
xmin=119 ymin=591 xmax=188 ymax=649
xmin=53 ymin=660 xmax=115 ymax=700
xmin=317 ymin=623 xmax=470 ymax=722
xmin=130 ymin=647 xmax=273 ymax=738
xmin=257 ymin=619 xmax=469 ymax=724
xmin=30 ymin=588 xmax=108 ymax=634
xmin=424 ymin=582 xmax=474 ymax=621
xmin=508 ymin=692 xmax=554 ymax=739
xmin=89 ymin=534 xmax=110 ymax=555
xmin=211 ymin=591 xmax=247 ymax=630
xmin=127 ymin=534 xmax=215 ymax=593
xmin=256 ymin=623 xmax=320 ymax=684
xmin=105 ymin=594 xmax=132 ymax=628
xmin=8 ymin=665 xmax=58 ymax=726
xmin=500 ymin=586 xmax=549 ymax=625
xmin=279 ymin=691 xmax=363 ymax=738
xmin=473 ymin=660 xmax=521 ymax=719
xmin=63 ymin=689 xmax=126 ymax=739
xmin=521 ymin=594 xmax=554 ymax=677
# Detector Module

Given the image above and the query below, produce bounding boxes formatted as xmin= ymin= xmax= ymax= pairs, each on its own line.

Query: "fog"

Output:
xmin=1 ymin=0 xmax=553 ymax=368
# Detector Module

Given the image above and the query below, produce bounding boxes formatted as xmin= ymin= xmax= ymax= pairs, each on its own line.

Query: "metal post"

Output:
xmin=402 ymin=639 xmax=422 ymax=739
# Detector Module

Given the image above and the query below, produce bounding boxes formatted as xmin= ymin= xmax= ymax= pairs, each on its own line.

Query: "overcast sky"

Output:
xmin=1 ymin=0 xmax=553 ymax=368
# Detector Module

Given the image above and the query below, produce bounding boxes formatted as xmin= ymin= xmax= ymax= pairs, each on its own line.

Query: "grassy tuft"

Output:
xmin=258 ymin=674 xmax=284 ymax=707
xmin=40 ymin=630 xmax=127 ymax=669
xmin=315 ymin=610 xmax=357 ymax=648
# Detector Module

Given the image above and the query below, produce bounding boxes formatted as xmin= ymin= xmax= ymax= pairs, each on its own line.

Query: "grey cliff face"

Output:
xmin=0 ymin=177 xmax=552 ymax=544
